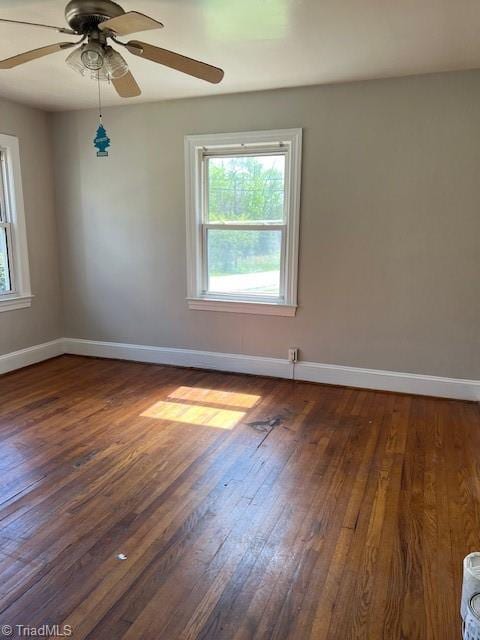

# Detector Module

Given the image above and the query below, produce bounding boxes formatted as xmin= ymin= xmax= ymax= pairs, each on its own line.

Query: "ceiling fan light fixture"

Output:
xmin=80 ymin=40 xmax=104 ymax=71
xmin=0 ymin=1 xmax=224 ymax=100
xmin=65 ymin=45 xmax=87 ymax=76
xmin=104 ymin=46 xmax=129 ymax=79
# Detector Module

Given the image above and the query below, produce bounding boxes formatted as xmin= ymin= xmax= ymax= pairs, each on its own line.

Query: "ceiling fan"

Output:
xmin=0 ymin=0 xmax=225 ymax=98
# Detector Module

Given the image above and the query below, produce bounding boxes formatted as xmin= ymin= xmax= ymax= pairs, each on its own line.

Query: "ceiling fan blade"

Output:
xmin=0 ymin=18 xmax=75 ymax=34
xmin=99 ymin=12 xmax=163 ymax=36
xmin=126 ymin=41 xmax=224 ymax=84
xmin=0 ymin=42 xmax=76 ymax=69
xmin=112 ymin=71 xmax=141 ymax=98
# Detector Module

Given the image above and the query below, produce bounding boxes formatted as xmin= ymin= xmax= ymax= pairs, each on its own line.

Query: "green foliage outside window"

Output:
xmin=207 ymin=156 xmax=284 ymax=277
xmin=0 ymin=259 xmax=7 ymax=292
xmin=0 ymin=233 xmax=8 ymax=292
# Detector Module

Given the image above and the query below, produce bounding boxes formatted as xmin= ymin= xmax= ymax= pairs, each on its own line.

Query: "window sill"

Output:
xmin=187 ymin=297 xmax=297 ymax=317
xmin=0 ymin=294 xmax=33 ymax=313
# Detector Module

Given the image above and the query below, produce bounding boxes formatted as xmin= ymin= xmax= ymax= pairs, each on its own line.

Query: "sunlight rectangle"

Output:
xmin=168 ymin=386 xmax=260 ymax=409
xmin=141 ymin=401 xmax=245 ymax=429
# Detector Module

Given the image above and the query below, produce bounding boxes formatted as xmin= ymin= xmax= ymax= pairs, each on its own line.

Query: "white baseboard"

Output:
xmin=62 ymin=337 xmax=480 ymax=402
xmin=1 ymin=337 xmax=478 ymax=401
xmin=62 ymin=338 xmax=291 ymax=379
xmin=0 ymin=338 xmax=63 ymax=376
xmin=295 ymin=361 xmax=480 ymax=402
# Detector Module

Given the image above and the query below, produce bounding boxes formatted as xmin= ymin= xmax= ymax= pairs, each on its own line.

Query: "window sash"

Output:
xmin=201 ymin=149 xmax=288 ymax=302
xmin=204 ymin=151 xmax=287 ymax=225
xmin=185 ymin=129 xmax=301 ymax=315
xmin=0 ymin=150 xmax=7 ymax=224
xmin=0 ymin=221 xmax=14 ymax=294
xmin=201 ymin=223 xmax=287 ymax=302
xmin=0 ymin=133 xmax=32 ymax=311
xmin=0 ymin=150 xmax=14 ymax=295
xmin=0 ymin=149 xmax=14 ymax=295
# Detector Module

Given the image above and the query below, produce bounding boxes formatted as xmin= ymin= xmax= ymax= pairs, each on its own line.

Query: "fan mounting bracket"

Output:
xmin=65 ymin=0 xmax=125 ymax=34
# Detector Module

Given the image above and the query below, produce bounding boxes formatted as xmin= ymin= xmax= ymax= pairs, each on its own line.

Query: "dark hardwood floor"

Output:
xmin=0 ymin=355 xmax=478 ymax=639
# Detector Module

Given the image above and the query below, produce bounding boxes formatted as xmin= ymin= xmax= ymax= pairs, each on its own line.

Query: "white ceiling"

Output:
xmin=1 ymin=0 xmax=480 ymax=111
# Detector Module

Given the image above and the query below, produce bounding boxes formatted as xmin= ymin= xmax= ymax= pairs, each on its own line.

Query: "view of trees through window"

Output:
xmin=206 ymin=155 xmax=285 ymax=296
xmin=0 ymin=153 xmax=10 ymax=294
xmin=0 ymin=227 xmax=10 ymax=293
xmin=0 ymin=262 xmax=7 ymax=292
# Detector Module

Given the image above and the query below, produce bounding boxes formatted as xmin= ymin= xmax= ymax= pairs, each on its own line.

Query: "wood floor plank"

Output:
xmin=0 ymin=356 xmax=478 ymax=639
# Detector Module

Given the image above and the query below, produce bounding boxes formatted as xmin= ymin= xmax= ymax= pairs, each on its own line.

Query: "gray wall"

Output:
xmin=0 ymin=98 xmax=62 ymax=355
xmin=51 ymin=71 xmax=480 ymax=379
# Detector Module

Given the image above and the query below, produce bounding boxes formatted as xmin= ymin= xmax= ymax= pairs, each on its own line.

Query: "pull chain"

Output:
xmin=97 ymin=72 xmax=102 ymax=122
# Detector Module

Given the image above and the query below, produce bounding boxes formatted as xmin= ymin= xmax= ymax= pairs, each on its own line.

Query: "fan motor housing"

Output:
xmin=65 ymin=0 xmax=125 ymax=33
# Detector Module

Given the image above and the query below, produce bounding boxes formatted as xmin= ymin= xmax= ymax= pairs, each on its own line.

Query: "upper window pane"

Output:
xmin=207 ymin=154 xmax=285 ymax=224
xmin=0 ymin=153 xmax=6 ymax=223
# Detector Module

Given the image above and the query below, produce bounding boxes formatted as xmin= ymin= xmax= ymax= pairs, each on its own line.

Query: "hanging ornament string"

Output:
xmin=93 ymin=70 xmax=111 ymax=158
xmin=97 ymin=72 xmax=102 ymax=123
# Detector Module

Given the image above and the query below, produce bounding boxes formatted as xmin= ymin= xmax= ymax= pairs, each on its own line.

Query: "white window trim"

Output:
xmin=184 ymin=128 xmax=302 ymax=316
xmin=0 ymin=133 xmax=32 ymax=313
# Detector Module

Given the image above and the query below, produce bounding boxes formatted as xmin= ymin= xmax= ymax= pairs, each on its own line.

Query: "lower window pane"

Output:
xmin=0 ymin=227 xmax=11 ymax=293
xmin=207 ymin=229 xmax=282 ymax=297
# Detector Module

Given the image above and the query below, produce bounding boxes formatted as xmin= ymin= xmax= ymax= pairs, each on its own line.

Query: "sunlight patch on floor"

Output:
xmin=167 ymin=386 xmax=260 ymax=409
xmin=141 ymin=401 xmax=246 ymax=429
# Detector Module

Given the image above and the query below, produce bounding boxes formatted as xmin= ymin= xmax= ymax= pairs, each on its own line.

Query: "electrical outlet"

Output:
xmin=288 ymin=347 xmax=298 ymax=363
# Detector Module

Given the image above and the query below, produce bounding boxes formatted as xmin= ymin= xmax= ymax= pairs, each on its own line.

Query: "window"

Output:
xmin=0 ymin=134 xmax=31 ymax=312
xmin=185 ymin=129 xmax=302 ymax=316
